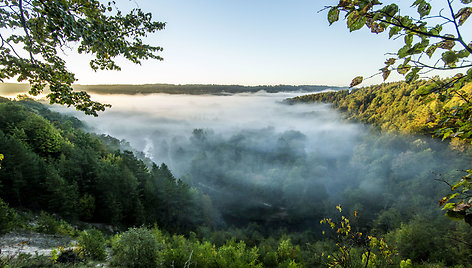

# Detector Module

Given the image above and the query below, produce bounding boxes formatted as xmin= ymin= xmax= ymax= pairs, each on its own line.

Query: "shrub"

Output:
xmin=111 ymin=227 xmax=158 ymax=268
xmin=36 ymin=211 xmax=59 ymax=234
xmin=79 ymin=229 xmax=107 ymax=261
xmin=0 ymin=198 xmax=16 ymax=234
xmin=216 ymin=240 xmax=262 ymax=268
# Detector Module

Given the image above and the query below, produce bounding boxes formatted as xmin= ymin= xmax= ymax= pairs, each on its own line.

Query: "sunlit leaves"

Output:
xmin=389 ymin=26 xmax=401 ymax=39
xmin=321 ymin=207 xmax=394 ymax=267
xmin=439 ymin=169 xmax=472 ymax=225
xmin=429 ymin=24 xmax=443 ymax=36
xmin=398 ymin=45 xmax=412 ymax=58
xmin=412 ymin=0 xmax=431 ymax=18
xmin=366 ymin=18 xmax=385 ymax=33
xmin=0 ymin=0 xmax=165 ymax=116
xmin=326 ymin=0 xmax=472 ymax=94
xmin=350 ymin=76 xmax=363 ymax=87
xmin=405 ymin=67 xmax=420 ymax=83
xmin=381 ymin=4 xmax=399 ymax=19
xmin=347 ymin=11 xmax=367 ymax=32
xmin=381 ymin=67 xmax=391 ymax=81
xmin=426 ymin=44 xmax=438 ymax=58
xmin=397 ymin=63 xmax=411 ymax=75
xmin=405 ymin=34 xmax=413 ymax=46
xmin=455 ymin=7 xmax=472 ymax=26
xmin=438 ymin=36 xmax=456 ymax=50
xmin=328 ymin=7 xmax=340 ymax=25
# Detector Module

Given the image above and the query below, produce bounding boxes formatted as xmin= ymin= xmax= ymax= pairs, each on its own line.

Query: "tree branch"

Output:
xmin=18 ymin=0 xmax=36 ymax=63
xmin=447 ymin=0 xmax=472 ymax=54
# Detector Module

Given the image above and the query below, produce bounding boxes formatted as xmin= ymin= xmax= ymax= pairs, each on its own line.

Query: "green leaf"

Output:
xmin=405 ymin=67 xmax=420 ymax=83
xmin=442 ymin=51 xmax=458 ymax=67
xmin=397 ymin=64 xmax=411 ymax=75
xmin=389 ymin=26 xmax=401 ymax=38
xmin=461 ymin=0 xmax=472 ymax=4
xmin=458 ymin=49 xmax=471 ymax=58
xmin=382 ymin=4 xmax=399 ymax=18
xmin=443 ymin=203 xmax=456 ymax=210
xmin=328 ymin=7 xmax=340 ymax=25
xmin=398 ymin=45 xmax=411 ymax=58
xmin=347 ymin=12 xmax=367 ymax=32
xmin=404 ymin=34 xmax=413 ymax=46
xmin=429 ymin=25 xmax=442 ymax=36
xmin=452 ymin=179 xmax=466 ymax=190
xmin=411 ymin=0 xmax=425 ymax=7
xmin=467 ymin=67 xmax=472 ymax=79
xmin=417 ymin=2 xmax=431 ymax=18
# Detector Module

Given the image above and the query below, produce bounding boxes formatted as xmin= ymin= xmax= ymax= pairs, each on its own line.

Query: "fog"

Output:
xmin=59 ymin=92 xmax=362 ymax=170
xmin=54 ymin=92 xmax=468 ymax=229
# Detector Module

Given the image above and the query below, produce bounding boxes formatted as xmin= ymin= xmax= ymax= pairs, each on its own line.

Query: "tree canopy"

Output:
xmin=326 ymin=0 xmax=471 ymax=87
xmin=0 ymin=0 xmax=165 ymax=115
xmin=326 ymin=0 xmax=472 ymax=225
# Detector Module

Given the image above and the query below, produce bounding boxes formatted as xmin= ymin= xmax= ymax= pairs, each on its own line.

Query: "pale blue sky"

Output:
xmin=62 ymin=0 xmax=468 ymax=87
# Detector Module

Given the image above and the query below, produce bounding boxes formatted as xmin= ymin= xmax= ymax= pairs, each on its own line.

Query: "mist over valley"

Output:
xmin=53 ymin=91 xmax=469 ymax=230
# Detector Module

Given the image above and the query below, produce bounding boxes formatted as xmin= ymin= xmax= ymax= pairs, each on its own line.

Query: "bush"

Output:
xmin=386 ymin=219 xmax=438 ymax=263
xmin=79 ymin=229 xmax=107 ymax=261
xmin=0 ymin=198 xmax=16 ymax=234
xmin=216 ymin=240 xmax=262 ymax=268
xmin=111 ymin=227 xmax=158 ymax=268
xmin=36 ymin=211 xmax=59 ymax=234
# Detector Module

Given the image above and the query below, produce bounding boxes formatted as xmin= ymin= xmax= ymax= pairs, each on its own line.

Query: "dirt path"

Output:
xmin=0 ymin=232 xmax=75 ymax=257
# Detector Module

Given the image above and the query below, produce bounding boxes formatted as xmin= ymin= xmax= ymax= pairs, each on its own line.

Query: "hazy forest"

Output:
xmin=1 ymin=0 xmax=472 ymax=267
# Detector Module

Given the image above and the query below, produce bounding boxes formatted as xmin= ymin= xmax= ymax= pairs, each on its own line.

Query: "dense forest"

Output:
xmin=1 ymin=88 xmax=472 ymax=267
xmin=287 ymin=80 xmax=472 ymax=150
xmin=0 ymin=83 xmax=339 ymax=96
xmin=0 ymin=96 xmax=211 ymax=234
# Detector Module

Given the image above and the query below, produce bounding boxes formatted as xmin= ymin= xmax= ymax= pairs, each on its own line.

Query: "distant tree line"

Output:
xmin=1 ymin=83 xmax=340 ymax=96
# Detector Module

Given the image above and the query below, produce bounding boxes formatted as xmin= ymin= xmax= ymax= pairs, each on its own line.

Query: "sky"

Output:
xmin=35 ymin=1 xmax=472 ymax=86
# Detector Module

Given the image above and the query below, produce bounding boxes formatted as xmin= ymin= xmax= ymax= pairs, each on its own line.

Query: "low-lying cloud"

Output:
xmin=53 ymin=91 xmax=468 ymax=229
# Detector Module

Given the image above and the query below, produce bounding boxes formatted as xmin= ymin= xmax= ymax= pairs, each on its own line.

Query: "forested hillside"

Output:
xmin=1 ymin=94 xmax=472 ymax=267
xmin=288 ymin=80 xmax=472 ymax=151
xmin=0 ymin=97 xmax=210 ymax=233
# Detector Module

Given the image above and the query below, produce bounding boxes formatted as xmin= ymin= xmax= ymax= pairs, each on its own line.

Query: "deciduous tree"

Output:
xmin=325 ymin=0 xmax=472 ymax=224
xmin=0 ymin=0 xmax=165 ymax=115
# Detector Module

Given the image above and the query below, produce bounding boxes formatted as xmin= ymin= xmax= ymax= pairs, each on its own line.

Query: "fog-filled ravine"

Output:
xmin=54 ymin=92 xmax=469 ymax=230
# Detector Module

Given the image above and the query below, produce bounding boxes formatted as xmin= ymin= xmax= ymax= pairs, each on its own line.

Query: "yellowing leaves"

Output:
xmin=350 ymin=76 xmax=363 ymax=87
xmin=328 ymin=7 xmax=340 ymax=25
xmin=455 ymin=7 xmax=472 ymax=26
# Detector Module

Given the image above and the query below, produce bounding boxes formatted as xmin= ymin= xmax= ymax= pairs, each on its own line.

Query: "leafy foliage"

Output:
xmin=0 ymin=0 xmax=165 ymax=115
xmin=78 ymin=229 xmax=107 ymax=261
xmin=0 ymin=197 xmax=16 ymax=234
xmin=0 ymin=98 xmax=210 ymax=232
xmin=320 ymin=206 xmax=394 ymax=267
xmin=325 ymin=0 xmax=472 ymax=88
xmin=325 ymin=1 xmax=472 ymax=224
xmin=289 ymin=80 xmax=472 ymax=225
xmin=111 ymin=227 xmax=158 ymax=268
xmin=2 ymin=96 xmax=472 ymax=266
